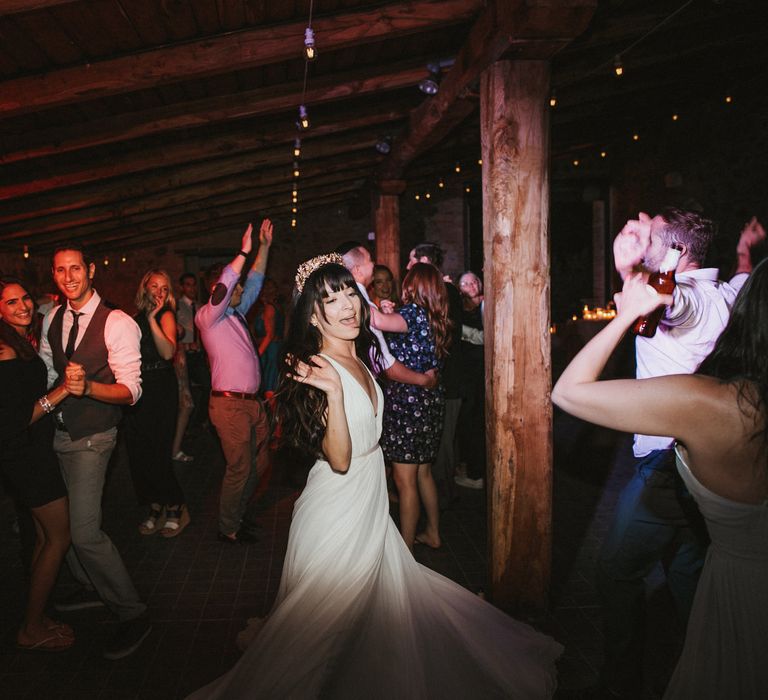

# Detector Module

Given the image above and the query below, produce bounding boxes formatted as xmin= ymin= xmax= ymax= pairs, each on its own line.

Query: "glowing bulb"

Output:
xmin=672 ymin=113 xmax=679 ymax=121
xmin=454 ymin=162 xmax=461 ymax=173
xmin=425 ymin=192 xmax=431 ymax=199
xmin=291 ymin=206 xmax=297 ymax=214
xmin=291 ymin=218 xmax=297 ymax=228
xmin=549 ymin=92 xmax=557 ymax=108
xmin=415 ymin=194 xmax=420 ymax=201
xmin=438 ymin=179 xmax=444 ymax=189
xmin=23 ymin=245 xmax=29 ymax=259
xmin=292 ymin=195 xmax=298 ymax=203
xmin=304 ymin=27 xmax=316 ymax=61
xmin=573 ymin=159 xmax=580 ymax=166
xmin=465 ymin=185 xmax=471 ymax=193
xmin=103 ymin=257 xmax=109 ymax=266
xmin=614 ymin=55 xmax=623 ymax=77
xmin=632 ymin=133 xmax=639 ymax=141
xmin=121 ymin=254 xmax=127 ymax=262
xmin=477 ymin=159 xmax=482 ymax=166
xmin=725 ymin=95 xmax=732 ymax=104
xmin=293 ymin=138 xmax=301 ymax=158
xmin=600 ymin=150 xmax=607 ymax=158
xmin=297 ymin=104 xmax=310 ymax=130
xmin=293 ymin=162 xmax=300 ymax=178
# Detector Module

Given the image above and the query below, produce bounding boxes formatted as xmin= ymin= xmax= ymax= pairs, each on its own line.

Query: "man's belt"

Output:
xmin=211 ymin=390 xmax=260 ymax=400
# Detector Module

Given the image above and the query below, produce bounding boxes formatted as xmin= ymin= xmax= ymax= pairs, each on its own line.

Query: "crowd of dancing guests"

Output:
xmin=1 ymin=210 xmax=766 ymax=699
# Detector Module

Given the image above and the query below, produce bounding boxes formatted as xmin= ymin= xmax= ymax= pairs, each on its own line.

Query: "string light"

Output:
xmin=465 ymin=185 xmax=471 ymax=193
xmin=304 ymin=27 xmax=316 ymax=61
xmin=549 ymin=90 xmax=557 ymax=108
xmin=415 ymin=194 xmax=421 ymax=201
xmin=292 ymin=193 xmax=298 ymax=203
xmin=297 ymin=104 xmax=310 ymax=130
xmin=103 ymin=257 xmax=109 ymax=266
xmin=291 ymin=218 xmax=297 ymax=228
xmin=725 ymin=95 xmax=733 ymax=104
xmin=672 ymin=113 xmax=679 ymax=121
xmin=477 ymin=158 xmax=482 ymax=166
xmin=600 ymin=150 xmax=607 ymax=158
xmin=632 ymin=132 xmax=640 ymax=141
xmin=121 ymin=254 xmax=127 ymax=262
xmin=293 ymin=138 xmax=301 ymax=158
xmin=23 ymin=244 xmax=29 ymax=259
xmin=614 ymin=54 xmax=624 ymax=77
xmin=293 ymin=162 xmax=300 ymax=178
xmin=572 ymin=159 xmax=580 ymax=167
xmin=438 ymin=179 xmax=445 ymax=189
xmin=291 ymin=206 xmax=298 ymax=214
xmin=454 ymin=162 xmax=461 ymax=173
xmin=425 ymin=192 xmax=431 ymax=199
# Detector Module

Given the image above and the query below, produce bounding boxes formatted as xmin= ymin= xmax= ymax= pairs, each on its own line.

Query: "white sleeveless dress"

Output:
xmin=188 ymin=356 xmax=562 ymax=699
xmin=664 ymin=447 xmax=768 ymax=699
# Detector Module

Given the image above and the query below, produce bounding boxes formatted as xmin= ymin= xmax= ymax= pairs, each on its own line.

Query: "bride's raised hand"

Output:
xmin=614 ymin=273 xmax=673 ymax=322
xmin=289 ymin=355 xmax=343 ymax=397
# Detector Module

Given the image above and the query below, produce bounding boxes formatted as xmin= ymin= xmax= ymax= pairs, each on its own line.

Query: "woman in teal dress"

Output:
xmin=253 ymin=278 xmax=284 ymax=396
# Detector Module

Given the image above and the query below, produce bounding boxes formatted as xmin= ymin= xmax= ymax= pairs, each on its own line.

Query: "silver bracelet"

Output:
xmin=38 ymin=395 xmax=55 ymax=414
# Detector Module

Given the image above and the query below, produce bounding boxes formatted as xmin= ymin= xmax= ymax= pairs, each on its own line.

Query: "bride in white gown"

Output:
xmin=188 ymin=255 xmax=562 ymax=700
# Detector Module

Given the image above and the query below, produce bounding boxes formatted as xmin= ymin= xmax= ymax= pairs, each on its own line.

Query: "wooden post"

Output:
xmin=373 ymin=180 xmax=406 ymax=283
xmin=481 ymin=59 xmax=552 ymax=611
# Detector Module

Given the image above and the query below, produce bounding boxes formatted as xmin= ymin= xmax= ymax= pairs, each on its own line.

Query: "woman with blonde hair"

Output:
xmin=381 ymin=262 xmax=451 ymax=551
xmin=125 ymin=269 xmax=190 ymax=537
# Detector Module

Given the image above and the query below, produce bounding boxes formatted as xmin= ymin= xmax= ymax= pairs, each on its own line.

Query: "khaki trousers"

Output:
xmin=209 ymin=394 xmax=270 ymax=535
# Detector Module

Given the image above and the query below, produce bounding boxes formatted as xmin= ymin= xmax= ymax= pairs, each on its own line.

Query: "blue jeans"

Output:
xmin=596 ymin=449 xmax=707 ymax=694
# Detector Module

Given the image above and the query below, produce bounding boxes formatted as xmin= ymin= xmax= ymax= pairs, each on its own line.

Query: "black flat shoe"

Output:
xmin=217 ymin=530 xmax=258 ymax=545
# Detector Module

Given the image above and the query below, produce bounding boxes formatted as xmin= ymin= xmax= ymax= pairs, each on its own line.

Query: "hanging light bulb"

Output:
xmin=438 ymin=179 xmax=445 ymax=189
xmin=121 ymin=254 xmax=127 ymax=263
xmin=303 ymin=27 xmax=316 ymax=61
xmin=632 ymin=132 xmax=640 ymax=141
xmin=477 ymin=158 xmax=482 ymax=166
xmin=293 ymin=162 xmax=300 ymax=178
xmin=573 ymin=159 xmax=580 ymax=167
xmin=291 ymin=218 xmax=297 ymax=228
xmin=549 ymin=90 xmax=557 ymax=108
xmin=464 ymin=184 xmax=471 ymax=193
xmin=292 ymin=194 xmax=298 ymax=203
xmin=415 ymin=194 xmax=421 ymax=201
xmin=297 ymin=105 xmax=310 ymax=130
xmin=293 ymin=138 xmax=301 ymax=158
xmin=672 ymin=113 xmax=679 ymax=121
xmin=425 ymin=192 xmax=431 ymax=199
xmin=291 ymin=206 xmax=298 ymax=214
xmin=725 ymin=95 xmax=733 ymax=104
xmin=614 ymin=55 xmax=623 ymax=77
xmin=23 ymin=244 xmax=29 ymax=259
xmin=103 ymin=257 xmax=109 ymax=266
xmin=600 ymin=150 xmax=607 ymax=158
xmin=454 ymin=162 xmax=461 ymax=173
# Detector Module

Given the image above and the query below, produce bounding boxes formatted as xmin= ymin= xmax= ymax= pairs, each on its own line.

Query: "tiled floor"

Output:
xmin=0 ymin=414 xmax=679 ymax=699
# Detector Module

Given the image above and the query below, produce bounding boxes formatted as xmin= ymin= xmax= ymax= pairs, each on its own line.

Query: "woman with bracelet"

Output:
xmin=125 ymin=269 xmax=190 ymax=537
xmin=0 ymin=277 xmax=80 ymax=652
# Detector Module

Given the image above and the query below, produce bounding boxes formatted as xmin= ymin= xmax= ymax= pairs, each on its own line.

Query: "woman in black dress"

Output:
xmin=125 ymin=269 xmax=190 ymax=537
xmin=0 ymin=277 xmax=79 ymax=651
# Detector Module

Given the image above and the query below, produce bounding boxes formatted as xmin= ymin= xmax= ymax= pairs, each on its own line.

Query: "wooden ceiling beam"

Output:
xmin=0 ymin=0 xmax=75 ymax=15
xmin=378 ymin=0 xmax=596 ymax=179
xmin=0 ymin=59 xmax=428 ymax=164
xmin=21 ymin=167 xmax=374 ymax=246
xmin=1 ymin=105 xmax=408 ymax=200
xmin=3 ymin=154 xmax=382 ymax=238
xmin=0 ymin=0 xmax=482 ymax=117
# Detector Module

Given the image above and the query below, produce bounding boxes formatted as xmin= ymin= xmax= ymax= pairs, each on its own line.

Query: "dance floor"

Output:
xmin=0 ymin=414 xmax=678 ymax=699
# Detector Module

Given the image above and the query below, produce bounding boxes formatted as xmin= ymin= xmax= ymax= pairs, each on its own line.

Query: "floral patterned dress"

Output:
xmin=381 ymin=303 xmax=444 ymax=463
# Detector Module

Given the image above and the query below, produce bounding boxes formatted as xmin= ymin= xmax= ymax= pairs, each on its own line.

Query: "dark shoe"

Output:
xmin=217 ymin=530 xmax=258 ymax=545
xmin=239 ymin=519 xmax=263 ymax=537
xmin=54 ymin=588 xmax=105 ymax=612
xmin=102 ymin=615 xmax=152 ymax=660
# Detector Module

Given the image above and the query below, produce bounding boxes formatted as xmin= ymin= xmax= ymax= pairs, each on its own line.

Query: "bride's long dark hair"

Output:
xmin=697 ymin=258 xmax=768 ymax=450
xmin=277 ymin=263 xmax=381 ymax=458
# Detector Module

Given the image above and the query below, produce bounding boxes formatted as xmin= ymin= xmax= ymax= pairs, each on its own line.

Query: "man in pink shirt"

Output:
xmin=196 ymin=220 xmax=273 ymax=544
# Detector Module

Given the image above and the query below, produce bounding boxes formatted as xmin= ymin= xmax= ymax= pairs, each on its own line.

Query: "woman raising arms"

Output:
xmin=187 ymin=255 xmax=561 ymax=699
xmin=552 ymin=268 xmax=768 ymax=699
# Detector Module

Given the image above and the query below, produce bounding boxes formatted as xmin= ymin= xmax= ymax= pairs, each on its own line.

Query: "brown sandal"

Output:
xmin=160 ymin=505 xmax=190 ymax=538
xmin=138 ymin=504 xmax=165 ymax=535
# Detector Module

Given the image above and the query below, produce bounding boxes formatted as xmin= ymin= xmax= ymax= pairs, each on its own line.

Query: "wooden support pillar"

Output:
xmin=481 ymin=59 xmax=552 ymax=611
xmin=373 ymin=180 xmax=406 ymax=282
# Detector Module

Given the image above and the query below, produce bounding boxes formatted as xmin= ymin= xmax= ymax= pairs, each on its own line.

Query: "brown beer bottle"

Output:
xmin=631 ymin=243 xmax=683 ymax=337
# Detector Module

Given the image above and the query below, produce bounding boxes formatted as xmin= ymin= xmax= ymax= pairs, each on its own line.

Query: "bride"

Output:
xmin=188 ymin=254 xmax=562 ymax=699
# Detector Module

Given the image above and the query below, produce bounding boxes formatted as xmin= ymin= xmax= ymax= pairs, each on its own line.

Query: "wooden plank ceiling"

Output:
xmin=0 ymin=0 xmax=764 ymax=254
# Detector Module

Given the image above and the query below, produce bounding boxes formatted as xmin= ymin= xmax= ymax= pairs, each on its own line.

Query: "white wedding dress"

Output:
xmin=188 ymin=356 xmax=562 ymax=699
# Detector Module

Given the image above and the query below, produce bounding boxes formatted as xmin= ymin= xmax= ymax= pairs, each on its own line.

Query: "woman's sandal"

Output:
xmin=160 ymin=505 xmax=191 ymax=538
xmin=17 ymin=629 xmax=75 ymax=653
xmin=138 ymin=504 xmax=165 ymax=535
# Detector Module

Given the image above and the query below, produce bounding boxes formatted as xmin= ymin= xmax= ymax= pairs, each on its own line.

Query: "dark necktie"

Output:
xmin=64 ymin=310 xmax=82 ymax=359
xmin=191 ymin=301 xmax=199 ymax=345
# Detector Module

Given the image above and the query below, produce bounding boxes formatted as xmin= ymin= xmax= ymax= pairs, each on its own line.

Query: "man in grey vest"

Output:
xmin=39 ymin=243 xmax=150 ymax=660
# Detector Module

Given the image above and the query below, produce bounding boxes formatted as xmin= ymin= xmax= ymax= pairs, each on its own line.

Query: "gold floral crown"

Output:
xmin=294 ymin=253 xmax=345 ymax=293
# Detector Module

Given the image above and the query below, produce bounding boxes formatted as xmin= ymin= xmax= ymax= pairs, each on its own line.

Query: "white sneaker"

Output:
xmin=454 ymin=475 xmax=484 ymax=490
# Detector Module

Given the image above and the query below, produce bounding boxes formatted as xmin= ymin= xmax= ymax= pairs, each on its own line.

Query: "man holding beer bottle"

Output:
xmin=594 ymin=207 xmax=737 ymax=698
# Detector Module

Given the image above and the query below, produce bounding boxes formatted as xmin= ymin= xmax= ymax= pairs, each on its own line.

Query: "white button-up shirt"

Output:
xmin=39 ymin=290 xmax=143 ymax=404
xmin=357 ymin=282 xmax=395 ymax=371
xmin=634 ymin=268 xmax=736 ymax=456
